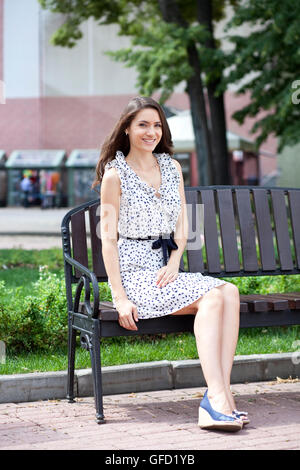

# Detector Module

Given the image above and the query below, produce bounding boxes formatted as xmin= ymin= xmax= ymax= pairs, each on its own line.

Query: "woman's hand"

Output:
xmin=115 ymin=298 xmax=139 ymax=331
xmin=156 ymin=262 xmax=179 ymax=288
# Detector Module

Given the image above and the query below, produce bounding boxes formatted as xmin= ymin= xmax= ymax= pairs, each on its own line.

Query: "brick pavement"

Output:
xmin=0 ymin=380 xmax=299 ymax=450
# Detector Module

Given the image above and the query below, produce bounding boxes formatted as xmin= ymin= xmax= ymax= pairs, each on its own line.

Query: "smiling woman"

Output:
xmin=126 ymin=108 xmax=162 ymax=153
xmin=124 ymin=108 xmax=163 ymax=196
xmin=92 ymin=97 xmax=173 ymax=184
xmin=93 ymin=96 xmax=244 ymax=431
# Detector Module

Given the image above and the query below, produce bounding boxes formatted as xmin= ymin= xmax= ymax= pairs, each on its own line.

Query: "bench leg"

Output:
xmin=89 ymin=320 xmax=105 ymax=424
xmin=67 ymin=317 xmax=76 ymax=403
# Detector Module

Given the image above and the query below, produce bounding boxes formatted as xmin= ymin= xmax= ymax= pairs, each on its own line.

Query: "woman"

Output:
xmin=96 ymin=96 xmax=248 ymax=432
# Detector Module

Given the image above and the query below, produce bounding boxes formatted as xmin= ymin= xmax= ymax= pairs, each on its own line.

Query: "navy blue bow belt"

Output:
xmin=124 ymin=233 xmax=178 ymax=265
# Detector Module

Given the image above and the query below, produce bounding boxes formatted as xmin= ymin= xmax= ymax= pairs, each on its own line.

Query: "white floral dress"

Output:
xmin=104 ymin=151 xmax=226 ymax=319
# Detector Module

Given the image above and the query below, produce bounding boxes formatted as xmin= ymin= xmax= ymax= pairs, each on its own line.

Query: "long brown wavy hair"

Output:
xmin=92 ymin=96 xmax=174 ymax=189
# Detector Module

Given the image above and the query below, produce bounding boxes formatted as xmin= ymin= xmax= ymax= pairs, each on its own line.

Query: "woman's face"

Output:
xmin=126 ymin=108 xmax=162 ymax=155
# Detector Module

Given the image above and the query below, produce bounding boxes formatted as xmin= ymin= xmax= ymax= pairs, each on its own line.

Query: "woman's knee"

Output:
xmin=200 ymin=287 xmax=224 ymax=309
xmin=220 ymin=282 xmax=240 ymax=299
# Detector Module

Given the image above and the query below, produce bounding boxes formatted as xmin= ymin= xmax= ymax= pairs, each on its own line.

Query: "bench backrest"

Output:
xmin=61 ymin=186 xmax=300 ymax=283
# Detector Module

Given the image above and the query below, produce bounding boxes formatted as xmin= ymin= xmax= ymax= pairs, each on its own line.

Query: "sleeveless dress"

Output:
xmin=104 ymin=151 xmax=227 ymax=319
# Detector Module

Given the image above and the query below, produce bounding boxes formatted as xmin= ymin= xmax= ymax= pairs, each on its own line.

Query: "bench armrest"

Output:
xmin=64 ymin=253 xmax=99 ymax=319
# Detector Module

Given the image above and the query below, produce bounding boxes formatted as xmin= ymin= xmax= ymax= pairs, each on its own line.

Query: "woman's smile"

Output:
xmin=142 ymin=138 xmax=157 ymax=145
xmin=126 ymin=108 xmax=163 ymax=155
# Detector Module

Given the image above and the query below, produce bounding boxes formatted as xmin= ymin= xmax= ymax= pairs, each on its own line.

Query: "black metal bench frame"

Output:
xmin=61 ymin=185 xmax=300 ymax=423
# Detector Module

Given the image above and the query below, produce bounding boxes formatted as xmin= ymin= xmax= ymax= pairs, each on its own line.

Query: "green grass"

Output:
xmin=1 ymin=325 xmax=300 ymax=375
xmin=0 ymin=248 xmax=63 ymax=270
xmin=1 ymin=248 xmax=300 ymax=375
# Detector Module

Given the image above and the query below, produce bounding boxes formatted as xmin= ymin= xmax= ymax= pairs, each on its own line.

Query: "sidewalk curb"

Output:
xmin=0 ymin=353 xmax=299 ymax=404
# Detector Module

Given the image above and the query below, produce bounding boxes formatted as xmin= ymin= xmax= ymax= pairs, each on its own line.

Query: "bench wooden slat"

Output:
xmin=217 ymin=189 xmax=240 ymax=272
xmin=271 ymin=190 xmax=294 ymax=271
xmin=253 ymin=189 xmax=277 ymax=271
xmin=235 ymin=189 xmax=259 ymax=272
xmin=200 ymin=189 xmax=221 ymax=273
xmin=82 ymin=300 xmax=249 ymax=317
xmin=80 ymin=293 xmax=300 ymax=320
xmin=98 ymin=301 xmax=118 ymax=321
xmin=266 ymin=292 xmax=300 ymax=310
xmin=240 ymin=293 xmax=292 ymax=311
xmin=71 ymin=211 xmax=89 ymax=278
xmin=239 ymin=301 xmax=249 ymax=313
xmin=256 ymin=294 xmax=289 ymax=311
xmin=288 ymin=190 xmax=300 ymax=269
xmin=99 ymin=303 xmax=253 ymax=318
xmin=239 ymin=294 xmax=269 ymax=312
xmin=79 ymin=301 xmax=118 ymax=320
xmin=185 ymin=190 xmax=204 ymax=273
xmin=89 ymin=202 xmax=107 ymax=278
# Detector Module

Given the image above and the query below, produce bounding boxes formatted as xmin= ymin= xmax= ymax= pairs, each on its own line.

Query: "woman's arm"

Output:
xmin=156 ymin=159 xmax=188 ymax=288
xmin=169 ymin=158 xmax=188 ymax=266
xmin=100 ymin=168 xmax=138 ymax=330
xmin=100 ymin=168 xmax=126 ymax=300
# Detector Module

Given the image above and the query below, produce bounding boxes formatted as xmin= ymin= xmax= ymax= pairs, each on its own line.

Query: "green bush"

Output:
xmin=0 ymin=268 xmax=68 ymax=353
xmin=226 ymin=274 xmax=300 ymax=295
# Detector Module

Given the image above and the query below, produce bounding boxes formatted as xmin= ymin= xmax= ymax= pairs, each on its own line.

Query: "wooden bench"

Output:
xmin=61 ymin=185 xmax=300 ymax=423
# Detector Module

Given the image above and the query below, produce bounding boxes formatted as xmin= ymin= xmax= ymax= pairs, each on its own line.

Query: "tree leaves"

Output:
xmin=107 ymin=20 xmax=206 ymax=102
xmin=223 ymin=0 xmax=300 ymax=151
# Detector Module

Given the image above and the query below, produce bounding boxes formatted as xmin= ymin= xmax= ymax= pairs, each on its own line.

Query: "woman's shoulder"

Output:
xmin=102 ymin=161 xmax=121 ymax=190
xmin=101 ymin=166 xmax=121 ymax=199
xmin=158 ymin=153 xmax=182 ymax=172
xmin=104 ymin=151 xmax=127 ymax=171
xmin=102 ymin=166 xmax=120 ymax=183
xmin=104 ymin=157 xmax=117 ymax=171
xmin=171 ymin=158 xmax=182 ymax=171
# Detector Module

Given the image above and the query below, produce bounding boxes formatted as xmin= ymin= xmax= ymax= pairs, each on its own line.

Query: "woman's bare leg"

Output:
xmin=171 ymin=282 xmax=240 ymax=414
xmin=193 ymin=288 xmax=233 ymax=415
xmin=171 ymin=289 xmax=232 ymax=414
xmin=215 ymin=282 xmax=240 ymax=411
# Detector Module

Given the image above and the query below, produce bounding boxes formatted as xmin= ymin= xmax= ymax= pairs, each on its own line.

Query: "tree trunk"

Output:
xmin=158 ymin=0 xmax=213 ymax=185
xmin=207 ymin=90 xmax=230 ymax=184
xmin=186 ymin=44 xmax=213 ymax=185
xmin=197 ymin=0 xmax=231 ymax=184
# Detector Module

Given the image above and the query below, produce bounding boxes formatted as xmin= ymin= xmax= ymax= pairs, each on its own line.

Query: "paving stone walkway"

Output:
xmin=0 ymin=207 xmax=67 ymax=249
xmin=1 ymin=380 xmax=299 ymax=450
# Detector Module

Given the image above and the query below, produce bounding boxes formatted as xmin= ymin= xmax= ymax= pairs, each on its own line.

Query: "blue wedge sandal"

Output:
xmin=198 ymin=391 xmax=243 ymax=432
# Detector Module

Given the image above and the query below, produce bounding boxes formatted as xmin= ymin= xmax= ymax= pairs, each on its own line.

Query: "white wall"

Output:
xmin=4 ymin=0 xmax=40 ymax=98
xmin=4 ymin=0 xmax=139 ymax=99
xmin=41 ymin=10 xmax=139 ymax=96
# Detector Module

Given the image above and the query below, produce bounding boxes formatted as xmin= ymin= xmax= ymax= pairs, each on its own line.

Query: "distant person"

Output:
xmin=20 ymin=176 xmax=32 ymax=208
xmin=40 ymin=171 xmax=60 ymax=209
